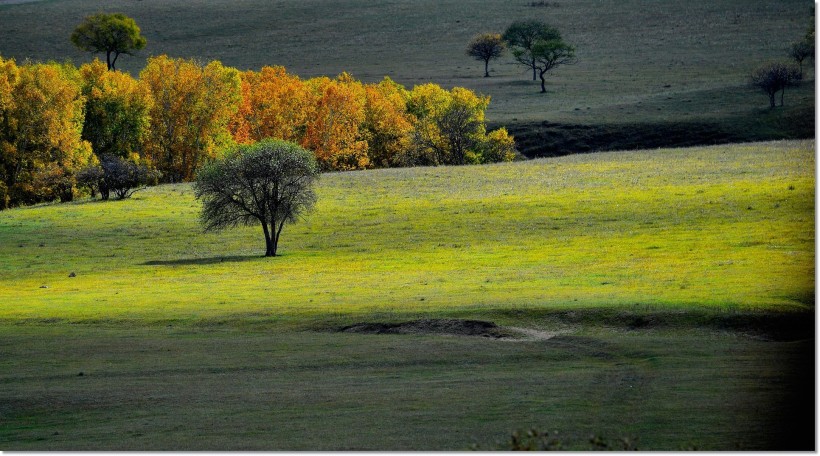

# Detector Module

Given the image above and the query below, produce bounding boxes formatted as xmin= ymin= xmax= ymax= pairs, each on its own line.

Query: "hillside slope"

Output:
xmin=0 ymin=0 xmax=813 ymax=136
xmin=0 ymin=140 xmax=813 ymax=324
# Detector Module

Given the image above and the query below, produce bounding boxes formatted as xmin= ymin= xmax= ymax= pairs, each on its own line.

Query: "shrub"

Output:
xmin=78 ymin=155 xmax=160 ymax=200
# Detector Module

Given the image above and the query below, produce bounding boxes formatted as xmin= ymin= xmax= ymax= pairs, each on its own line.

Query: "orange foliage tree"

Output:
xmin=230 ymin=66 xmax=314 ymax=146
xmin=140 ymin=55 xmax=241 ymax=182
xmin=0 ymin=58 xmax=93 ymax=207
xmin=302 ymin=73 xmax=369 ymax=171
xmin=228 ymin=67 xmax=509 ymax=171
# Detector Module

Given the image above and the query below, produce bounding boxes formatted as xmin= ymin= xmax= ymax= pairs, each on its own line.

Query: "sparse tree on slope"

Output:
xmin=750 ymin=62 xmax=801 ymax=108
xmin=194 ymin=139 xmax=319 ymax=257
xmin=467 ymin=33 xmax=506 ymax=77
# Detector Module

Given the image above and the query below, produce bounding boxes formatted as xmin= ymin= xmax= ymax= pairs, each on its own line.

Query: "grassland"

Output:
xmin=0 ymin=0 xmax=814 ymax=153
xmin=0 ymin=0 xmax=815 ymax=449
xmin=0 ymin=141 xmax=813 ymax=323
xmin=0 ymin=140 xmax=815 ymax=449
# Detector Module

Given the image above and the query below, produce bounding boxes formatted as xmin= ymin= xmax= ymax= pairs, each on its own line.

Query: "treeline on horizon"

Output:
xmin=0 ymin=55 xmax=516 ymax=209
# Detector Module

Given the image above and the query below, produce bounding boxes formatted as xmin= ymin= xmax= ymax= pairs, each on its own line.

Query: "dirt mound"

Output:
xmin=339 ymin=319 xmax=510 ymax=338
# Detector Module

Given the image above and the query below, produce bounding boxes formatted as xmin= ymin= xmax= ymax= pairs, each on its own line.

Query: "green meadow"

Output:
xmin=0 ymin=141 xmax=814 ymax=449
xmin=0 ymin=0 xmax=815 ymax=449
xmin=0 ymin=141 xmax=813 ymax=323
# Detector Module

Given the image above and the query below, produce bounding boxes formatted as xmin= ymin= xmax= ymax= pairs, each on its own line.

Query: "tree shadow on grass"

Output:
xmin=142 ymin=255 xmax=261 ymax=266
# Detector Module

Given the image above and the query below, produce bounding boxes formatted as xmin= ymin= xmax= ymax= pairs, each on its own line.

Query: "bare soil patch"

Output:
xmin=339 ymin=319 xmax=510 ymax=338
xmin=338 ymin=319 xmax=560 ymax=341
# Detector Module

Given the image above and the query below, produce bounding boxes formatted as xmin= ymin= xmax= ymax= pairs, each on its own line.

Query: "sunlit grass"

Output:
xmin=0 ymin=140 xmax=813 ymax=324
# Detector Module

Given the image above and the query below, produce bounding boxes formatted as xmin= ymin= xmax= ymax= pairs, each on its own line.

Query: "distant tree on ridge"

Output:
xmin=71 ymin=13 xmax=147 ymax=70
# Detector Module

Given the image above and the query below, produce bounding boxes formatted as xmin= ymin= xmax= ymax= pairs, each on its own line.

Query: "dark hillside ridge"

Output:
xmin=502 ymin=103 xmax=814 ymax=158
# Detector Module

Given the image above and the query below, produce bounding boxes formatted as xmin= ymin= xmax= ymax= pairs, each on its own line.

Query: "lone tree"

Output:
xmin=71 ymin=13 xmax=147 ymax=70
xmin=502 ymin=20 xmax=561 ymax=80
xmin=194 ymin=139 xmax=319 ymax=257
xmin=466 ymin=33 xmax=505 ymax=77
xmin=750 ymin=62 xmax=802 ymax=108
xmin=528 ymin=39 xmax=577 ymax=93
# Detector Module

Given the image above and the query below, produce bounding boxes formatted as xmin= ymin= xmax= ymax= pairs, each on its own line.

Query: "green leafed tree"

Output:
xmin=527 ymin=39 xmax=577 ymax=93
xmin=194 ymin=139 xmax=319 ymax=257
xmin=71 ymin=13 xmax=147 ymax=71
xmin=502 ymin=20 xmax=561 ymax=81
xmin=466 ymin=33 xmax=505 ymax=77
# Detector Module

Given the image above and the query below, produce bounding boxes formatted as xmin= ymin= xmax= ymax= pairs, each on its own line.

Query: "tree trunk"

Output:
xmin=532 ymin=59 xmax=537 ymax=81
xmin=484 ymin=59 xmax=490 ymax=77
xmin=106 ymin=50 xmax=113 ymax=70
xmin=780 ymin=88 xmax=785 ymax=106
xmin=261 ymin=222 xmax=276 ymax=256
xmin=768 ymin=91 xmax=776 ymax=108
xmin=111 ymin=51 xmax=120 ymax=71
xmin=539 ymin=71 xmax=547 ymax=93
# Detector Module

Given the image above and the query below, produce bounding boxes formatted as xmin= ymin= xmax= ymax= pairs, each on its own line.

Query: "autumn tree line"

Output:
xmin=0 ymin=55 xmax=516 ymax=210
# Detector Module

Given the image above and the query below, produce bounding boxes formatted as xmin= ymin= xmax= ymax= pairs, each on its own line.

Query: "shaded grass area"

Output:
xmin=0 ymin=322 xmax=813 ymax=450
xmin=0 ymin=0 xmax=812 ymax=154
xmin=505 ymin=90 xmax=815 ymax=157
xmin=0 ymin=0 xmax=812 ymax=124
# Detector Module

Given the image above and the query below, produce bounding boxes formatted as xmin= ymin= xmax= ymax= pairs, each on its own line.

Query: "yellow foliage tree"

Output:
xmin=0 ymin=58 xmax=93 ymax=207
xmin=140 ymin=55 xmax=241 ymax=182
xmin=79 ymin=59 xmax=153 ymax=160
xmin=406 ymin=84 xmax=490 ymax=165
xmin=362 ymin=77 xmax=413 ymax=168
xmin=480 ymin=127 xmax=517 ymax=163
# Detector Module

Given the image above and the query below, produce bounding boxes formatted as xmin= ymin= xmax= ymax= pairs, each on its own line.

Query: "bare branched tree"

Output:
xmin=751 ymin=62 xmax=802 ymax=108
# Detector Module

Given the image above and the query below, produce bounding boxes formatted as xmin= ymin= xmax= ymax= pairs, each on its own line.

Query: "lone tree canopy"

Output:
xmin=71 ymin=13 xmax=147 ymax=70
xmin=750 ymin=62 xmax=802 ymax=108
xmin=194 ymin=139 xmax=319 ymax=257
xmin=466 ymin=33 xmax=505 ymax=77
xmin=502 ymin=20 xmax=562 ymax=81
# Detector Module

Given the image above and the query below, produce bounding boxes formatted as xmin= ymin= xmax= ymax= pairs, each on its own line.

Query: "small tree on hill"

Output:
xmin=466 ymin=33 xmax=505 ymax=77
xmin=528 ymin=39 xmax=576 ymax=93
xmin=194 ymin=139 xmax=319 ymax=257
xmin=750 ymin=62 xmax=802 ymax=108
xmin=71 ymin=13 xmax=147 ymax=70
xmin=788 ymin=40 xmax=813 ymax=78
xmin=502 ymin=20 xmax=562 ymax=81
